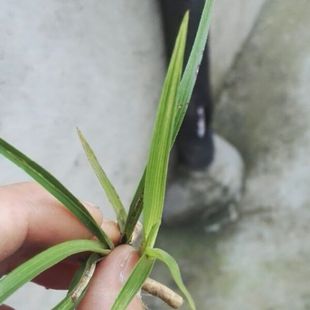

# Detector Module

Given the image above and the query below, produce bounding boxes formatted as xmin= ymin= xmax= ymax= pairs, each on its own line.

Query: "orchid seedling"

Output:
xmin=0 ymin=1 xmax=214 ymax=309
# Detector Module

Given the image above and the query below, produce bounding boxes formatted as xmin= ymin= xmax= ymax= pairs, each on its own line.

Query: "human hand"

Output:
xmin=0 ymin=182 xmax=143 ymax=309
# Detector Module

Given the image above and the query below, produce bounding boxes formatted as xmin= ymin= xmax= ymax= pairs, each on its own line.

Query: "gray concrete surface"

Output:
xmin=150 ymin=0 xmax=310 ymax=309
xmin=0 ymin=0 xmax=265 ymax=309
xmin=210 ymin=0 xmax=265 ymax=94
xmin=0 ymin=0 xmax=264 ymax=213
xmin=0 ymin=0 xmax=164 ymax=214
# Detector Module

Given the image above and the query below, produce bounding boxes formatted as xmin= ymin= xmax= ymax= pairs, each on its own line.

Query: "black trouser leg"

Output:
xmin=159 ymin=0 xmax=214 ymax=170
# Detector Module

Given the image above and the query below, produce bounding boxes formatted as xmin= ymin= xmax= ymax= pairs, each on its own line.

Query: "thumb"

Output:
xmin=78 ymin=245 xmax=144 ymax=309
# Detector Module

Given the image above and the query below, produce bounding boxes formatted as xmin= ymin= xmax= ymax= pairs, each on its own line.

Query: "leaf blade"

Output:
xmin=173 ymin=0 xmax=214 ymax=142
xmin=0 ymin=137 xmax=114 ymax=249
xmin=77 ymin=129 xmax=127 ymax=232
xmin=53 ymin=253 xmax=101 ymax=310
xmin=0 ymin=240 xmax=109 ymax=303
xmin=121 ymin=171 xmax=145 ymax=243
xmin=143 ymin=12 xmax=188 ymax=247
xmin=111 ymin=254 xmax=154 ymax=310
xmin=123 ymin=0 xmax=215 ymax=244
xmin=146 ymin=248 xmax=196 ymax=310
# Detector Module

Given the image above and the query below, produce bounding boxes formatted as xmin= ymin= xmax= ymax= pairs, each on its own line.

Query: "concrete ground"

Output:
xmin=149 ymin=0 xmax=310 ymax=309
xmin=0 ymin=0 xmax=263 ymax=215
xmin=0 ymin=0 xmax=164 ymax=213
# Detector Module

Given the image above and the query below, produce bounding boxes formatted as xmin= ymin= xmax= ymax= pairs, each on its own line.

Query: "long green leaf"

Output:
xmin=173 ymin=0 xmax=214 ymax=142
xmin=123 ymin=0 xmax=215 ymax=244
xmin=53 ymin=253 xmax=101 ymax=310
xmin=146 ymin=248 xmax=196 ymax=310
xmin=77 ymin=129 xmax=127 ymax=232
xmin=0 ymin=240 xmax=109 ymax=303
xmin=52 ymin=295 xmax=74 ymax=310
xmin=121 ymin=172 xmax=144 ymax=243
xmin=143 ymin=12 xmax=188 ymax=247
xmin=111 ymin=254 xmax=154 ymax=310
xmin=0 ymin=138 xmax=114 ymax=249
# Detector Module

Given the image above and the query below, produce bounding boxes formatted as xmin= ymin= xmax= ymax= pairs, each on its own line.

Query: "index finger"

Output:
xmin=0 ymin=182 xmax=120 ymax=287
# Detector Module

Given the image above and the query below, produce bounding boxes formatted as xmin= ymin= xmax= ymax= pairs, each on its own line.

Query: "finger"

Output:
xmin=78 ymin=245 xmax=144 ymax=310
xmin=32 ymin=259 xmax=80 ymax=289
xmin=0 ymin=305 xmax=14 ymax=310
xmin=0 ymin=182 xmax=120 ymax=276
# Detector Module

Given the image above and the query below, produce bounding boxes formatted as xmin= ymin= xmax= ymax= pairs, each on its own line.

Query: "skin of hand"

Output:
xmin=0 ymin=182 xmax=143 ymax=309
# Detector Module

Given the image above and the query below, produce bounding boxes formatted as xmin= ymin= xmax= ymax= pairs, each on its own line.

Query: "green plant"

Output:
xmin=0 ymin=1 xmax=214 ymax=309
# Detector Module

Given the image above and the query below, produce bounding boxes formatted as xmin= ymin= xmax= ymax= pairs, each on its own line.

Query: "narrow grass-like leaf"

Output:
xmin=122 ymin=172 xmax=144 ymax=243
xmin=111 ymin=254 xmax=154 ymax=310
xmin=0 ymin=137 xmax=114 ymax=249
xmin=0 ymin=240 xmax=110 ymax=303
xmin=173 ymin=0 xmax=214 ymax=143
xmin=146 ymin=248 xmax=196 ymax=310
xmin=53 ymin=253 xmax=101 ymax=310
xmin=143 ymin=13 xmax=188 ymax=247
xmin=69 ymin=253 xmax=100 ymax=304
xmin=123 ymin=0 xmax=214 ymax=244
xmin=68 ymin=257 xmax=95 ymax=293
xmin=77 ymin=129 xmax=127 ymax=232
xmin=141 ymin=222 xmax=160 ymax=252
xmin=52 ymin=296 xmax=74 ymax=310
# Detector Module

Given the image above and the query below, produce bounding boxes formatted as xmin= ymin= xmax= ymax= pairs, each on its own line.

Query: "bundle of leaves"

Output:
xmin=0 ymin=1 xmax=214 ymax=309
